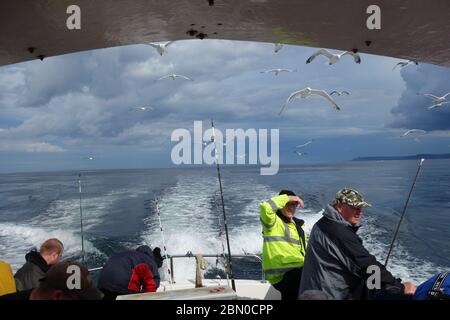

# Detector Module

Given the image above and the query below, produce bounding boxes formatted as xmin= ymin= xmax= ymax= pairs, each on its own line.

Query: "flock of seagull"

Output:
xmin=81 ymin=41 xmax=449 ymax=161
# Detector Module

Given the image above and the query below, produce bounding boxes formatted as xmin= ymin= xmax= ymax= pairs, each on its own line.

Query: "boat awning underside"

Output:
xmin=1 ymin=0 xmax=450 ymax=67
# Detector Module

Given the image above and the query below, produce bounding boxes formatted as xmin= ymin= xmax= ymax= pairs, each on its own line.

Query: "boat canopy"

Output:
xmin=1 ymin=0 xmax=450 ymax=67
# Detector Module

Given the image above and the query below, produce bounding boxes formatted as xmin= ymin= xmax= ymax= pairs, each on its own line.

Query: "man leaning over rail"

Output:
xmin=260 ymin=190 xmax=307 ymax=300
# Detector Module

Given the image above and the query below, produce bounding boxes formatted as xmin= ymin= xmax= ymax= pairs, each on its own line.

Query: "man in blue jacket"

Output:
xmin=98 ymin=245 xmax=162 ymax=300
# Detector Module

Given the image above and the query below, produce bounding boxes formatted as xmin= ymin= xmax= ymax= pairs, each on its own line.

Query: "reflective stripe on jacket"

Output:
xmin=260 ymin=194 xmax=307 ymax=284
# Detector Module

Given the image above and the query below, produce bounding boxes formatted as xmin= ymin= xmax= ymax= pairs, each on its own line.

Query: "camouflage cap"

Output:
xmin=334 ymin=188 xmax=371 ymax=208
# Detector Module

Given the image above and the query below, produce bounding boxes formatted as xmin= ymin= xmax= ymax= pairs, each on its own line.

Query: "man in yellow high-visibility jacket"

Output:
xmin=260 ymin=190 xmax=307 ymax=300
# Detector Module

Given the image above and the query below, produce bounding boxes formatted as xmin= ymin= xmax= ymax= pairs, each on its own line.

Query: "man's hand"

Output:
xmin=288 ymin=195 xmax=305 ymax=208
xmin=402 ymin=281 xmax=416 ymax=295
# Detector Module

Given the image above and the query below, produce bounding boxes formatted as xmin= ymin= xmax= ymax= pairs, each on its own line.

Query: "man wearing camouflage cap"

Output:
xmin=298 ymin=188 xmax=416 ymax=300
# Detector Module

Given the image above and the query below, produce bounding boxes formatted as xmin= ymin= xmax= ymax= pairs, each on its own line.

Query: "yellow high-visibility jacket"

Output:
xmin=260 ymin=194 xmax=307 ymax=284
xmin=0 ymin=260 xmax=16 ymax=296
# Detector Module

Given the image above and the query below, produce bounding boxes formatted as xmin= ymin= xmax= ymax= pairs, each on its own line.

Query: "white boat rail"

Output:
xmin=88 ymin=252 xmax=264 ymax=283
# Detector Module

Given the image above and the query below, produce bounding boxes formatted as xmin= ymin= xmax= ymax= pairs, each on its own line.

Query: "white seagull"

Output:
xmin=392 ymin=60 xmax=418 ymax=70
xmin=428 ymin=101 xmax=450 ymax=109
xmin=294 ymin=151 xmax=308 ymax=156
xmin=260 ymin=68 xmax=297 ymax=76
xmin=84 ymin=156 xmax=94 ymax=160
xmin=306 ymin=48 xmax=361 ymax=65
xmin=330 ymin=90 xmax=350 ymax=96
xmin=133 ymin=106 xmax=153 ymax=111
xmin=401 ymin=129 xmax=426 ymax=137
xmin=279 ymin=87 xmax=340 ymax=115
xmin=296 ymin=140 xmax=314 ymax=148
xmin=156 ymin=74 xmax=193 ymax=81
xmin=417 ymin=92 xmax=450 ymax=103
xmin=146 ymin=41 xmax=174 ymax=56
xmin=274 ymin=43 xmax=284 ymax=53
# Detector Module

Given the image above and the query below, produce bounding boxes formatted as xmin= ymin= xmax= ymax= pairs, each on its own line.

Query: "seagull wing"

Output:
xmin=274 ymin=43 xmax=283 ymax=53
xmin=156 ymin=75 xmax=171 ymax=81
xmin=164 ymin=41 xmax=174 ymax=48
xmin=279 ymin=90 xmax=304 ymax=115
xmin=176 ymin=75 xmax=193 ymax=80
xmin=306 ymin=48 xmax=333 ymax=64
xmin=442 ymin=92 xmax=450 ymax=99
xmin=146 ymin=43 xmax=159 ymax=49
xmin=404 ymin=129 xmax=426 ymax=136
xmin=296 ymin=140 xmax=313 ymax=148
xmin=329 ymin=91 xmax=339 ymax=96
xmin=309 ymin=89 xmax=341 ymax=110
xmin=428 ymin=104 xmax=440 ymax=109
xmin=341 ymin=91 xmax=350 ymax=95
xmin=420 ymin=93 xmax=440 ymax=100
xmin=401 ymin=130 xmax=412 ymax=137
xmin=342 ymin=51 xmax=361 ymax=63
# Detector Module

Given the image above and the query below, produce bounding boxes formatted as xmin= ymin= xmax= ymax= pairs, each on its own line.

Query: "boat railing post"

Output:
xmin=170 ymin=257 xmax=175 ymax=283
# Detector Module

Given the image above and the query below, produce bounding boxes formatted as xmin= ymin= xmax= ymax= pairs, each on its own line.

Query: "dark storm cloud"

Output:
xmin=389 ymin=64 xmax=450 ymax=131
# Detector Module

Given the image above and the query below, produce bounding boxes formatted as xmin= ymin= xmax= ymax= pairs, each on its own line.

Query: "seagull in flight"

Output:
xmin=260 ymin=68 xmax=297 ymax=76
xmin=294 ymin=151 xmax=308 ymax=156
xmin=84 ymin=156 xmax=94 ymax=160
xmin=296 ymin=140 xmax=314 ymax=148
xmin=306 ymin=48 xmax=361 ymax=65
xmin=274 ymin=43 xmax=284 ymax=53
xmin=428 ymin=101 xmax=450 ymax=109
xmin=133 ymin=106 xmax=153 ymax=111
xmin=279 ymin=87 xmax=340 ymax=115
xmin=417 ymin=92 xmax=450 ymax=103
xmin=156 ymin=74 xmax=193 ymax=81
xmin=392 ymin=60 xmax=418 ymax=71
xmin=146 ymin=41 xmax=174 ymax=56
xmin=330 ymin=90 xmax=350 ymax=96
xmin=401 ymin=129 xmax=426 ymax=137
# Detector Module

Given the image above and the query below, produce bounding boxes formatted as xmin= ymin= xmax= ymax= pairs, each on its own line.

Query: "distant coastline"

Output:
xmin=352 ymin=153 xmax=450 ymax=161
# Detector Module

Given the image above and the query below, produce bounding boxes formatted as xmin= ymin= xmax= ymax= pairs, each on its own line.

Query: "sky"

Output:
xmin=0 ymin=40 xmax=449 ymax=173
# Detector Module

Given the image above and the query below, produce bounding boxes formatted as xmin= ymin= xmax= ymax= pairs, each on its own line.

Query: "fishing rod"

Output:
xmin=77 ymin=173 xmax=85 ymax=264
xmin=213 ymin=191 xmax=230 ymax=282
xmin=384 ymin=158 xmax=425 ymax=267
xmin=211 ymin=119 xmax=236 ymax=291
xmin=153 ymin=197 xmax=173 ymax=287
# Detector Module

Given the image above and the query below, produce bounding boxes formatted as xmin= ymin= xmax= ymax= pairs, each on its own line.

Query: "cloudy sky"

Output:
xmin=0 ymin=40 xmax=449 ymax=173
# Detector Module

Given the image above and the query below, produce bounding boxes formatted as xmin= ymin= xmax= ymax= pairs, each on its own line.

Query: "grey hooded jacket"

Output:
xmin=299 ymin=205 xmax=404 ymax=300
xmin=14 ymin=250 xmax=50 ymax=291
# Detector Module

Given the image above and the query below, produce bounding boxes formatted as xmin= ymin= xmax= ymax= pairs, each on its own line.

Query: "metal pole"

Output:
xmin=154 ymin=198 xmax=173 ymax=286
xmin=211 ymin=119 xmax=236 ymax=291
xmin=384 ymin=158 xmax=425 ymax=267
xmin=78 ymin=173 xmax=85 ymax=264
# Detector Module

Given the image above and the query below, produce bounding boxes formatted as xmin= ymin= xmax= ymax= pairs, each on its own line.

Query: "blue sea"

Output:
xmin=1 ymin=160 xmax=449 ymax=284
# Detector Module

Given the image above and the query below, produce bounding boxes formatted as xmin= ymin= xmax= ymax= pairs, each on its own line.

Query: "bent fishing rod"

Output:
xmin=78 ymin=173 xmax=85 ymax=264
xmin=153 ymin=197 xmax=173 ymax=287
xmin=384 ymin=158 xmax=425 ymax=267
xmin=211 ymin=119 xmax=236 ymax=291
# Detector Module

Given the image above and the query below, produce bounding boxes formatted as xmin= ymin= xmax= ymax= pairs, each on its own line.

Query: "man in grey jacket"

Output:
xmin=14 ymin=238 xmax=64 ymax=291
xmin=299 ymin=188 xmax=416 ymax=300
